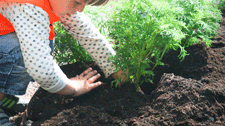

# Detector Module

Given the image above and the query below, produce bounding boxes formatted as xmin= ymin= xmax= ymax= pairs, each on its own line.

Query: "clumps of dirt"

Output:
xmin=25 ymin=72 xmax=225 ymax=126
xmin=145 ymin=73 xmax=225 ymax=125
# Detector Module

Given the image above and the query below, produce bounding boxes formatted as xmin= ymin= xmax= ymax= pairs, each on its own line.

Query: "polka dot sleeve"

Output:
xmin=60 ymin=12 xmax=117 ymax=78
xmin=0 ymin=3 xmax=70 ymax=93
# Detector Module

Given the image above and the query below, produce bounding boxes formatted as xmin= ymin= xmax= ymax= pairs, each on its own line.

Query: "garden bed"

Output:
xmin=11 ymin=14 xmax=225 ymax=126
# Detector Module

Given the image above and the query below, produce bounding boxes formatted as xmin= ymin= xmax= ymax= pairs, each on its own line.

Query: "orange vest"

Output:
xmin=0 ymin=0 xmax=60 ymax=40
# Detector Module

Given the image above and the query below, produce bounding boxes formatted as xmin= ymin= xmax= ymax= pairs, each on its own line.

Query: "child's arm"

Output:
xmin=60 ymin=12 xmax=117 ymax=78
xmin=0 ymin=3 xmax=71 ymax=93
xmin=0 ymin=3 xmax=103 ymax=95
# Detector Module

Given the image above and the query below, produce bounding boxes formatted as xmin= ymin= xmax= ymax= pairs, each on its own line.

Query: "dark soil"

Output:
xmin=13 ymin=15 xmax=225 ymax=126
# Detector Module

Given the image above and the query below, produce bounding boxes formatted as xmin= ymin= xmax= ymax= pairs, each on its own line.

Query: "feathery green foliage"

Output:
xmin=54 ymin=22 xmax=93 ymax=66
xmin=106 ymin=0 xmax=222 ymax=88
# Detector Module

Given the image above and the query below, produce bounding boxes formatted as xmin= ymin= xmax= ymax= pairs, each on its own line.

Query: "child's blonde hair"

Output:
xmin=87 ymin=0 xmax=109 ymax=6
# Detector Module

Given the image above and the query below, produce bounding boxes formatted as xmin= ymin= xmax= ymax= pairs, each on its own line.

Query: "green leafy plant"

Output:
xmin=106 ymin=0 xmax=222 ymax=89
xmin=53 ymin=22 xmax=93 ymax=66
xmin=218 ymin=0 xmax=225 ymax=13
xmin=173 ymin=0 xmax=222 ymax=47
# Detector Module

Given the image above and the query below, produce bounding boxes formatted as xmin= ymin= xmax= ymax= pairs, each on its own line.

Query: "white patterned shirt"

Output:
xmin=0 ymin=2 xmax=117 ymax=93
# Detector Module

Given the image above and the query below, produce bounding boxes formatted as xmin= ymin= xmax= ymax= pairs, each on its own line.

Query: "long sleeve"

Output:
xmin=60 ymin=12 xmax=117 ymax=78
xmin=0 ymin=2 xmax=70 ymax=93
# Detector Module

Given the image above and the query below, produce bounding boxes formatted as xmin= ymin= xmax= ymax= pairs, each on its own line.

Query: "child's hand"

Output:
xmin=111 ymin=70 xmax=127 ymax=88
xmin=57 ymin=68 xmax=103 ymax=96
xmin=70 ymin=67 xmax=102 ymax=96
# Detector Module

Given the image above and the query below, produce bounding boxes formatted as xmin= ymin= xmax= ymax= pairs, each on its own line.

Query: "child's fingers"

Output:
xmin=84 ymin=70 xmax=97 ymax=79
xmin=88 ymin=73 xmax=101 ymax=83
xmin=90 ymin=81 xmax=103 ymax=89
xmin=80 ymin=67 xmax=92 ymax=77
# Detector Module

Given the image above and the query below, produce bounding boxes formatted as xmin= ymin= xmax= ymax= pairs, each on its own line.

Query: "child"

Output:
xmin=0 ymin=0 xmax=124 ymax=125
